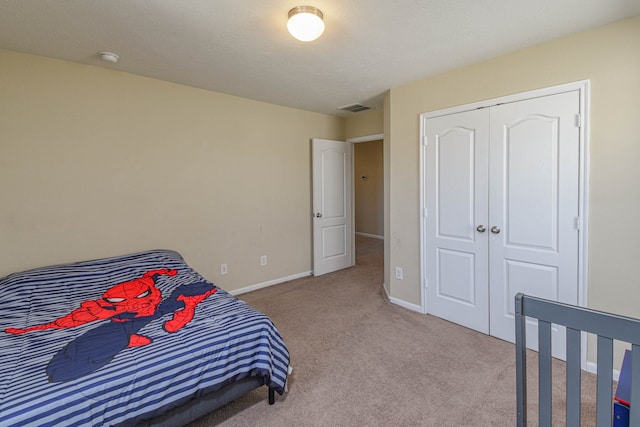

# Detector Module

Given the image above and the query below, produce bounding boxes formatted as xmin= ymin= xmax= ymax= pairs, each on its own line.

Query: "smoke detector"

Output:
xmin=99 ymin=52 xmax=119 ymax=63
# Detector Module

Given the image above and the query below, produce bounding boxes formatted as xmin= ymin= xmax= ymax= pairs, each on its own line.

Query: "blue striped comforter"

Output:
xmin=0 ymin=250 xmax=289 ymax=426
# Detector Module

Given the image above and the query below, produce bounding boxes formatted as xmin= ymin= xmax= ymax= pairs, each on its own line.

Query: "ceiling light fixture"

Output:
xmin=287 ymin=6 xmax=325 ymax=42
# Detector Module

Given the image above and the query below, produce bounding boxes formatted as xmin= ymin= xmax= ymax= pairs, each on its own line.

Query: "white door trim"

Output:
xmin=419 ymin=80 xmax=590 ymax=363
xmin=348 ymin=133 xmax=384 ymax=144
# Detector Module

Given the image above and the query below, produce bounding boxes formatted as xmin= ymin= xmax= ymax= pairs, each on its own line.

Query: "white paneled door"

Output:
xmin=312 ymin=139 xmax=353 ymax=276
xmin=424 ymin=108 xmax=490 ymax=333
xmin=424 ymin=90 xmax=582 ymax=359
xmin=488 ymin=92 xmax=580 ymax=359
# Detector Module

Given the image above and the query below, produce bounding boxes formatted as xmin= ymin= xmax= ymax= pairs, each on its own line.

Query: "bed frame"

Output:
xmin=131 ymin=380 xmax=275 ymax=426
xmin=515 ymin=293 xmax=640 ymax=427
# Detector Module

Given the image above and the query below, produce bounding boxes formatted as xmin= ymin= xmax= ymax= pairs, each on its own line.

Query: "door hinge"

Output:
xmin=423 ymin=208 xmax=428 ymax=218
xmin=422 ymin=136 xmax=428 ymax=147
xmin=424 ymin=278 xmax=429 ymax=290
xmin=576 ymin=114 xmax=583 ymax=128
xmin=576 ymin=216 xmax=582 ymax=230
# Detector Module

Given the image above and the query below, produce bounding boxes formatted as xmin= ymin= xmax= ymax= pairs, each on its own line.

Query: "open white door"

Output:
xmin=312 ymin=138 xmax=353 ymax=276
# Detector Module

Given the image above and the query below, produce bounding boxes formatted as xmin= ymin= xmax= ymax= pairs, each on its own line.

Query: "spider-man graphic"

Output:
xmin=5 ymin=269 xmax=216 ymax=382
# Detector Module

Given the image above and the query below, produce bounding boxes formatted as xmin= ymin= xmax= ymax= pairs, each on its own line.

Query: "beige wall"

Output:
xmin=0 ymin=49 xmax=344 ymax=292
xmin=354 ymin=140 xmax=383 ymax=237
xmin=387 ymin=16 xmax=640 ymax=360
xmin=344 ymin=108 xmax=383 ymax=139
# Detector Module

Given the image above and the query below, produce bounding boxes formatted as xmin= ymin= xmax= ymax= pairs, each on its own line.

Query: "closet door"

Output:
xmin=424 ymin=109 xmax=490 ymax=333
xmin=488 ymin=91 xmax=581 ymax=359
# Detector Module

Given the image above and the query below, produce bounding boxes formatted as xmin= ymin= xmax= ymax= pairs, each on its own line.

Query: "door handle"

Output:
xmin=476 ymin=225 xmax=486 ymax=233
xmin=491 ymin=226 xmax=501 ymax=234
xmin=315 ymin=213 xmax=323 ymax=218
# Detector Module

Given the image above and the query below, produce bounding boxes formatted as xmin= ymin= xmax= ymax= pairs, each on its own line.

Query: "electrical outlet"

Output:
xmin=220 ymin=263 xmax=228 ymax=275
xmin=260 ymin=255 xmax=267 ymax=266
xmin=395 ymin=267 xmax=403 ymax=280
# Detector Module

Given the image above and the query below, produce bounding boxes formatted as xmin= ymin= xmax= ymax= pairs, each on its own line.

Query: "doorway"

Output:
xmin=350 ymin=134 xmax=385 ymax=270
xmin=353 ymin=139 xmax=384 ymax=240
xmin=311 ymin=134 xmax=385 ymax=276
xmin=353 ymin=137 xmax=384 ymax=271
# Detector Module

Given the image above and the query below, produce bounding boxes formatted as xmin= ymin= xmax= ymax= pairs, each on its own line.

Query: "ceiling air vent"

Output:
xmin=337 ymin=103 xmax=371 ymax=113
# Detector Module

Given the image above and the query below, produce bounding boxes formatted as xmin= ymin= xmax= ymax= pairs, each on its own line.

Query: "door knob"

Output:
xmin=491 ymin=226 xmax=501 ymax=234
xmin=476 ymin=225 xmax=486 ymax=233
xmin=315 ymin=213 xmax=323 ymax=218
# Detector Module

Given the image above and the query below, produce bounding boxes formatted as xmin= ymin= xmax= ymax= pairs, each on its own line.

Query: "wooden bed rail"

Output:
xmin=515 ymin=293 xmax=640 ymax=427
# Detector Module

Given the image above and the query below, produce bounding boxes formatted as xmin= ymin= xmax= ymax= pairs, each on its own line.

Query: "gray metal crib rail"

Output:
xmin=515 ymin=293 xmax=640 ymax=427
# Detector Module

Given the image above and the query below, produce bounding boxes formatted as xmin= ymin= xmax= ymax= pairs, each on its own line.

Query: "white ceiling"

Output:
xmin=1 ymin=1 xmax=639 ymax=117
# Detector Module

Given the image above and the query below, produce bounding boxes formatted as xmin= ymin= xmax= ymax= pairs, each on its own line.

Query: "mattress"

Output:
xmin=0 ymin=249 xmax=289 ymax=426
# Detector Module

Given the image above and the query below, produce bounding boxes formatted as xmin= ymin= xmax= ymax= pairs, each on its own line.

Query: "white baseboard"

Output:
xmin=228 ymin=271 xmax=312 ymax=296
xmin=355 ymin=232 xmax=384 ymax=240
xmin=586 ymin=361 xmax=621 ymax=382
xmin=382 ymin=283 xmax=423 ymax=313
xmin=389 ymin=296 xmax=424 ymax=313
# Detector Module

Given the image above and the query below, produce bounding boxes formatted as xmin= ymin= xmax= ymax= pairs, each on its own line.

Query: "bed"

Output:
xmin=0 ymin=249 xmax=290 ymax=426
xmin=515 ymin=293 xmax=640 ymax=427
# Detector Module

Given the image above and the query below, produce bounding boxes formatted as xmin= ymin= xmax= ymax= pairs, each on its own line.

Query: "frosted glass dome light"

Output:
xmin=287 ymin=6 xmax=325 ymax=42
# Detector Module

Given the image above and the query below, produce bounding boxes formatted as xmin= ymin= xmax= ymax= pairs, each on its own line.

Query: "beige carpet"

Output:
xmin=188 ymin=236 xmax=598 ymax=426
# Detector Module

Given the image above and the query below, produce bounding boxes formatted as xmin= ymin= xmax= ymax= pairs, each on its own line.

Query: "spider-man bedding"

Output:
xmin=0 ymin=249 xmax=290 ymax=426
